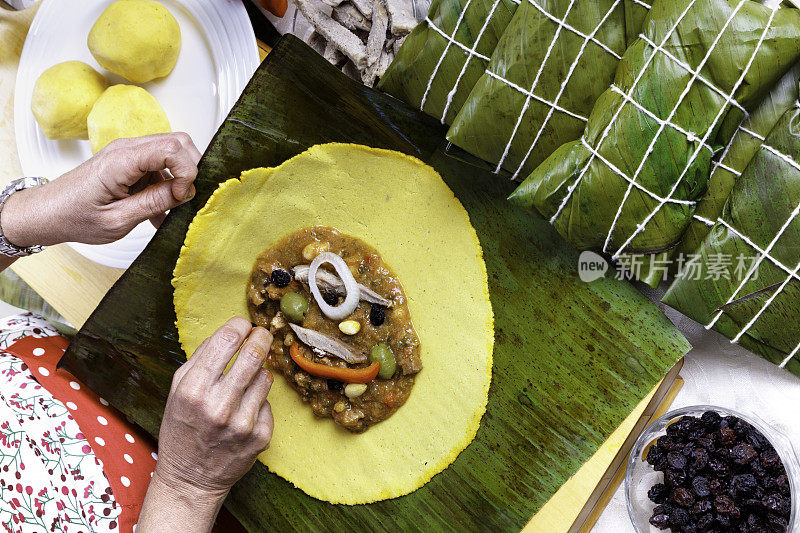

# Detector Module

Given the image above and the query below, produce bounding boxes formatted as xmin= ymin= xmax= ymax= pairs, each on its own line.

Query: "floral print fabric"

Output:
xmin=0 ymin=313 xmax=119 ymax=532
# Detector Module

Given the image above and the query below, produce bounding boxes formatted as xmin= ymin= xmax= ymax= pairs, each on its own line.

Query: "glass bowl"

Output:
xmin=625 ymin=405 xmax=800 ymax=532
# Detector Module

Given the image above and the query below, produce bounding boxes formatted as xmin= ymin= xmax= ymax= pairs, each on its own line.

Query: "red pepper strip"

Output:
xmin=259 ymin=0 xmax=288 ymax=17
xmin=289 ymin=342 xmax=379 ymax=383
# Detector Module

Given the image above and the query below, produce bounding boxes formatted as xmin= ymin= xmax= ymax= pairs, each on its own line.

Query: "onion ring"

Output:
xmin=308 ymin=252 xmax=361 ymax=320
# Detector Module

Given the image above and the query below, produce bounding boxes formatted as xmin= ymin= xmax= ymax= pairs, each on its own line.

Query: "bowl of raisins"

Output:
xmin=625 ymin=405 xmax=798 ymax=532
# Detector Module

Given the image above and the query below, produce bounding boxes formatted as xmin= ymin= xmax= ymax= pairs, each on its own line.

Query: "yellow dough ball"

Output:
xmin=31 ymin=61 xmax=108 ymax=140
xmin=87 ymin=85 xmax=171 ymax=153
xmin=87 ymin=0 xmax=181 ymax=83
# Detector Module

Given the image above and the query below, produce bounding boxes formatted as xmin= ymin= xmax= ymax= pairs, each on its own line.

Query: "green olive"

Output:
xmin=280 ymin=292 xmax=309 ymax=323
xmin=369 ymin=343 xmax=397 ymax=379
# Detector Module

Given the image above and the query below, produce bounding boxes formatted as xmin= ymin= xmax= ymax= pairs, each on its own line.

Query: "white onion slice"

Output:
xmin=308 ymin=252 xmax=361 ymax=320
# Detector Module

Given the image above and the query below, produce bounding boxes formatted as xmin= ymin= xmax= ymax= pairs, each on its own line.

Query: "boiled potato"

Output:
xmin=88 ymin=0 xmax=181 ymax=83
xmin=87 ymin=85 xmax=171 ymax=153
xmin=31 ymin=61 xmax=108 ymax=140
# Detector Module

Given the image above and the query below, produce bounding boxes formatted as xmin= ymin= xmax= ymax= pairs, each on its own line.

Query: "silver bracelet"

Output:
xmin=0 ymin=177 xmax=49 ymax=258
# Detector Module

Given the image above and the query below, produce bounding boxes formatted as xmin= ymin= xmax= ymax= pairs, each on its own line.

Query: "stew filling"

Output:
xmin=246 ymin=226 xmax=422 ymax=432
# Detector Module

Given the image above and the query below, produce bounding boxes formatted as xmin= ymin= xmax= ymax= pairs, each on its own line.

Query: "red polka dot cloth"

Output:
xmin=0 ymin=313 xmax=156 ymax=532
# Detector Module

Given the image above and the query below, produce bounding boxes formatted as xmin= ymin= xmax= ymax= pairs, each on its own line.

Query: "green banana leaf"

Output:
xmin=510 ymin=0 xmax=800 ymax=259
xmin=377 ymin=0 xmax=519 ymax=125
xmin=61 ymin=36 xmax=689 ymax=531
xmin=676 ymin=65 xmax=800 ymax=260
xmin=663 ymin=104 xmax=800 ymax=374
xmin=446 ymin=0 xmax=649 ymax=180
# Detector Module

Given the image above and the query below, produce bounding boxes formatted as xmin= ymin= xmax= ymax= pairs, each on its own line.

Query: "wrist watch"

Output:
xmin=0 ymin=177 xmax=49 ymax=258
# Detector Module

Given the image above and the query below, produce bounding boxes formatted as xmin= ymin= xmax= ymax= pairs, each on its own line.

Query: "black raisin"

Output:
xmin=718 ymin=425 xmax=737 ymax=446
xmin=649 ymin=513 xmax=670 ymax=530
xmin=672 ymin=487 xmax=695 ymax=507
xmin=647 ymin=446 xmax=666 ymax=468
xmin=708 ymin=458 xmax=729 ymax=477
xmin=691 ymin=499 xmax=712 ymax=516
xmin=668 ymin=451 xmax=688 ymax=470
xmin=271 ymin=269 xmax=292 ymax=288
xmin=671 ymin=507 xmax=690 ymax=525
xmin=665 ymin=469 xmax=687 ymax=487
xmin=762 ymin=493 xmax=788 ymax=514
xmin=692 ymin=447 xmax=709 ymax=470
xmin=692 ymin=476 xmax=711 ymax=498
xmin=648 ymin=483 xmax=668 ymax=504
xmin=760 ymin=448 xmax=782 ymax=473
xmin=326 ymin=379 xmax=343 ymax=392
xmin=775 ymin=474 xmax=790 ymax=495
xmin=731 ymin=443 xmax=758 ymax=465
xmin=696 ymin=513 xmax=714 ymax=529
xmin=715 ymin=494 xmax=736 ymax=514
xmin=766 ymin=512 xmax=789 ymax=532
xmin=732 ymin=473 xmax=757 ymax=496
xmin=369 ymin=304 xmax=386 ymax=327
xmin=322 ymin=291 xmax=339 ymax=306
xmin=701 ymin=411 xmax=722 ymax=431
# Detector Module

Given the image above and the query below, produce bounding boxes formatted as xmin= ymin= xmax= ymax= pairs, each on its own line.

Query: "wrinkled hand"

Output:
xmin=2 ymin=132 xmax=201 ymax=247
xmin=155 ymin=317 xmax=275 ymax=498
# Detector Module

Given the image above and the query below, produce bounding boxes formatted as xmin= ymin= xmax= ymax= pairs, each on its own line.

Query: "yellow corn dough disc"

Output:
xmin=172 ymin=143 xmax=493 ymax=504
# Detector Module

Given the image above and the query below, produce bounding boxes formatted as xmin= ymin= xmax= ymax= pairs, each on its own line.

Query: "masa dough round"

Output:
xmin=172 ymin=144 xmax=494 ymax=504
xmin=88 ymin=0 xmax=181 ymax=83
xmin=87 ymin=85 xmax=171 ymax=153
xmin=31 ymin=61 xmax=108 ymax=140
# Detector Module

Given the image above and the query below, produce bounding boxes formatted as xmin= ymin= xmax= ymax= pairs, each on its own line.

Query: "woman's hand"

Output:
xmin=137 ymin=317 xmax=274 ymax=533
xmin=1 ymin=132 xmax=201 ymax=247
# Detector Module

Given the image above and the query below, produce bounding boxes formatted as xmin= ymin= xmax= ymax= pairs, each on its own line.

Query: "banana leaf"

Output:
xmin=377 ymin=0 xmax=520 ymax=125
xmin=663 ymin=104 xmax=800 ymax=374
xmin=446 ymin=0 xmax=649 ymax=180
xmin=510 ymin=0 xmax=800 ymax=260
xmin=60 ymin=36 xmax=689 ymax=531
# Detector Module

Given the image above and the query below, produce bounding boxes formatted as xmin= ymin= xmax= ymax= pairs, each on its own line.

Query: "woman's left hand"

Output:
xmin=1 ymin=132 xmax=201 ymax=247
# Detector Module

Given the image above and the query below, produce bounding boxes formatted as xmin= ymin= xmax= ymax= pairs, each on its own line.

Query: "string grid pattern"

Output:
xmin=420 ymin=0 xmax=800 ymax=364
xmin=419 ymin=0 xmax=521 ymax=121
xmin=695 ymin=104 xmax=800 ymax=366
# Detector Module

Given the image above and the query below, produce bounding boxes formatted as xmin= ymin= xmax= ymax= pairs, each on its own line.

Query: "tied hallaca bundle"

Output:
xmin=676 ymin=63 xmax=800 ymax=259
xmin=509 ymin=0 xmax=800 ymax=265
xmin=446 ymin=0 xmax=650 ymax=179
xmin=377 ymin=0 xmax=521 ymax=125
xmin=662 ymin=102 xmax=800 ymax=374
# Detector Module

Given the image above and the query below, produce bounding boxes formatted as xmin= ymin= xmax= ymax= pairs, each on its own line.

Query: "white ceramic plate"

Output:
xmin=15 ymin=0 xmax=259 ymax=269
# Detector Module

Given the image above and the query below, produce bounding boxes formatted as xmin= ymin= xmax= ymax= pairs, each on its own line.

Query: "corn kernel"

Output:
xmin=338 ymin=320 xmax=361 ymax=335
xmin=344 ymin=383 xmax=368 ymax=399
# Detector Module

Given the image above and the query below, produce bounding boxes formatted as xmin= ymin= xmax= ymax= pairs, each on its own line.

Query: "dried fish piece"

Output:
xmin=293 ymin=0 xmax=368 ymax=68
xmin=351 ymin=0 xmax=373 ymax=20
xmin=308 ymin=31 xmax=328 ymax=56
xmin=393 ymin=34 xmax=406 ymax=55
xmin=332 ymin=3 xmax=372 ymax=32
xmin=293 ymin=265 xmax=392 ymax=307
xmin=323 ymin=41 xmax=346 ymax=66
xmin=289 ymin=324 xmax=368 ymax=364
xmin=319 ymin=0 xmax=345 ymax=7
xmin=341 ymin=60 xmax=361 ymax=80
xmin=384 ymin=0 xmax=416 ymax=35
xmin=366 ymin=0 xmax=388 ymax=67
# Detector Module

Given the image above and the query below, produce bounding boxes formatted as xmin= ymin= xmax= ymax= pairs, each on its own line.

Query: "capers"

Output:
xmin=369 ymin=343 xmax=396 ymax=379
xmin=280 ymin=292 xmax=309 ymax=323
